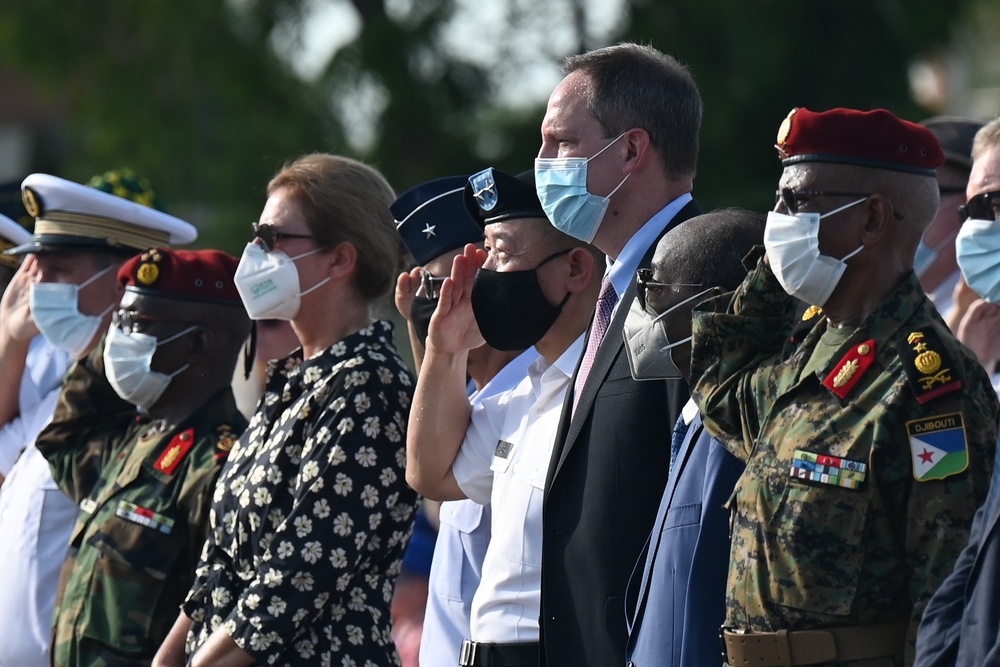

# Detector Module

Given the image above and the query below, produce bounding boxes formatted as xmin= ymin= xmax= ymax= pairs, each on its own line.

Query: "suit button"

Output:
xmin=628 ymin=662 xmax=635 ymax=667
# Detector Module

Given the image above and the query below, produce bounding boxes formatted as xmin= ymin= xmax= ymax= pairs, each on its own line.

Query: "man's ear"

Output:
xmin=564 ymin=247 xmax=596 ymax=292
xmin=860 ymin=195 xmax=895 ymax=244
xmin=623 ymin=128 xmax=653 ymax=175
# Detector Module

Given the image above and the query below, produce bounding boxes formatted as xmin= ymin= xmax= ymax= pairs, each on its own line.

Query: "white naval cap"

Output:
xmin=0 ymin=213 xmax=30 ymax=268
xmin=8 ymin=173 xmax=198 ymax=256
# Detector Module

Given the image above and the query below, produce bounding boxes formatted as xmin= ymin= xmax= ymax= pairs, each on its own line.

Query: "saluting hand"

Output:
xmin=394 ymin=267 xmax=421 ymax=321
xmin=427 ymin=243 xmax=486 ymax=355
xmin=0 ymin=254 xmax=40 ymax=343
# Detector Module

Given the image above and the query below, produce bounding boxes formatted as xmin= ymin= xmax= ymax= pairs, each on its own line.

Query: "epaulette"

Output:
xmin=823 ymin=339 xmax=876 ymax=399
xmin=215 ymin=424 xmax=238 ymax=461
xmin=791 ymin=305 xmax=823 ymax=344
xmin=154 ymin=428 xmax=195 ymax=475
xmin=897 ymin=329 xmax=963 ymax=404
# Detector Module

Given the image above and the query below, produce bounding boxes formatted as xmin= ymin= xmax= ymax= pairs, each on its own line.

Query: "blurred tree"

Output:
xmin=0 ymin=0 xmax=984 ymax=255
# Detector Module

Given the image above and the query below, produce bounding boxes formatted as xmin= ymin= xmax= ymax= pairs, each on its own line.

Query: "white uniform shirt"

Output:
xmin=452 ymin=336 xmax=584 ymax=643
xmin=0 ymin=335 xmax=70 ymax=475
xmin=420 ymin=348 xmax=538 ymax=666
xmin=0 ymin=336 xmax=74 ymax=667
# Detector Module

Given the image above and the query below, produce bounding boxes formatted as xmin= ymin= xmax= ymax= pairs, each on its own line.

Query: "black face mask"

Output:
xmin=408 ymin=294 xmax=438 ymax=347
xmin=471 ymin=249 xmax=572 ymax=351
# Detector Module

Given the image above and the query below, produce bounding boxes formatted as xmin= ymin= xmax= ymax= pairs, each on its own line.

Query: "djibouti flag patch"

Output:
xmin=907 ymin=412 xmax=968 ymax=481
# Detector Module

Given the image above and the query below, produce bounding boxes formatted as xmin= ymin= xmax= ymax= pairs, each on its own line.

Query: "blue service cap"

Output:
xmin=392 ymin=175 xmax=483 ymax=266
xmin=464 ymin=168 xmax=547 ymax=226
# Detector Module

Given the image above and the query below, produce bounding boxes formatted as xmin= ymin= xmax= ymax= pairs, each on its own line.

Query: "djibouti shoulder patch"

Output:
xmin=907 ymin=412 xmax=968 ymax=481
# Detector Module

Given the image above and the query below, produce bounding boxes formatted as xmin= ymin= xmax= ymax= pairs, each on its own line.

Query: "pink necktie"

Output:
xmin=573 ymin=276 xmax=618 ymax=414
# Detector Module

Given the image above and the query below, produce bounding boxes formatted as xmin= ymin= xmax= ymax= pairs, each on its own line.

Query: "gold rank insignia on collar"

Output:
xmin=898 ymin=330 xmax=963 ymax=404
xmin=154 ymin=428 xmax=195 ymax=475
xmin=822 ymin=339 xmax=876 ymax=399
xmin=215 ymin=424 xmax=237 ymax=461
xmin=790 ymin=305 xmax=823 ymax=344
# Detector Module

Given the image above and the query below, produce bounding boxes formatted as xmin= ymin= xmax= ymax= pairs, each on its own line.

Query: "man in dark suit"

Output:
xmin=915 ymin=116 xmax=1000 ymax=667
xmin=532 ymin=43 xmax=703 ymax=667
xmin=622 ymin=209 xmax=764 ymax=667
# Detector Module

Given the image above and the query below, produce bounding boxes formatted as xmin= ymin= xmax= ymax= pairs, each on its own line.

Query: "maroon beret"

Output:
xmin=776 ymin=107 xmax=945 ymax=176
xmin=119 ymin=248 xmax=242 ymax=305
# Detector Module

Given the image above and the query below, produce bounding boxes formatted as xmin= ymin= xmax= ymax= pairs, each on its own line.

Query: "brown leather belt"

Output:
xmin=720 ymin=620 xmax=907 ymax=666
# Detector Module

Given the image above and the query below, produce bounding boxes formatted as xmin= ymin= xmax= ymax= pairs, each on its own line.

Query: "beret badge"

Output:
xmin=776 ymin=108 xmax=797 ymax=159
xmin=22 ymin=188 xmax=41 ymax=218
xmin=136 ymin=248 xmax=164 ymax=286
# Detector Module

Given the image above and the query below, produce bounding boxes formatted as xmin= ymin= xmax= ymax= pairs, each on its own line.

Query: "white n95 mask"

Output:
xmin=103 ymin=324 xmax=195 ymax=409
xmin=763 ymin=198 xmax=866 ymax=307
xmin=233 ymin=242 xmax=330 ymax=321
xmin=30 ymin=263 xmax=117 ymax=358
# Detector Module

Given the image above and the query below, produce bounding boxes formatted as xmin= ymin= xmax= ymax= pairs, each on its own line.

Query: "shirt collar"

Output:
xmin=605 ymin=193 xmax=693 ymax=300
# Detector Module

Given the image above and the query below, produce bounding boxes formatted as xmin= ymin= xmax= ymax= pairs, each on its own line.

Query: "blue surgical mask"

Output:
xmin=956 ymin=217 xmax=1000 ymax=302
xmin=30 ymin=263 xmax=118 ymax=358
xmin=534 ymin=132 xmax=630 ymax=243
xmin=913 ymin=239 xmax=937 ymax=278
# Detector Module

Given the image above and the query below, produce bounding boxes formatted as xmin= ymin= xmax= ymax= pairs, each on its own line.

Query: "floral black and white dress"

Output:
xmin=183 ymin=321 xmax=418 ymax=666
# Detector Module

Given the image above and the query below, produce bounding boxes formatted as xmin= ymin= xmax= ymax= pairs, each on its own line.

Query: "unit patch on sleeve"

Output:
xmin=907 ymin=412 xmax=969 ymax=481
xmin=790 ymin=449 xmax=867 ymax=489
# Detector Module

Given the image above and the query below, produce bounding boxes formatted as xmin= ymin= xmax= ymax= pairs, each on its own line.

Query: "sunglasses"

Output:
xmin=775 ymin=188 xmax=904 ymax=220
xmin=419 ymin=270 xmax=447 ymax=300
xmin=958 ymin=190 xmax=1000 ymax=223
xmin=111 ymin=309 xmax=169 ymax=335
xmin=251 ymin=222 xmax=318 ymax=253
xmin=635 ymin=269 xmax=704 ymax=312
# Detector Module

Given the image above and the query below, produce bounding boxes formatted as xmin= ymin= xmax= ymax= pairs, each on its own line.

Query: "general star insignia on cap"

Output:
xmin=391 ymin=175 xmax=483 ymax=266
xmin=898 ymin=330 xmax=962 ymax=403
xmin=907 ymin=412 xmax=968 ymax=481
xmin=470 ymin=168 xmax=498 ymax=212
xmin=822 ymin=339 xmax=876 ymax=398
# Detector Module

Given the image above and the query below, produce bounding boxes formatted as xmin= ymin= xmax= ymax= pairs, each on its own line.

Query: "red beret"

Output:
xmin=119 ymin=248 xmax=242 ymax=305
xmin=776 ymin=107 xmax=945 ymax=176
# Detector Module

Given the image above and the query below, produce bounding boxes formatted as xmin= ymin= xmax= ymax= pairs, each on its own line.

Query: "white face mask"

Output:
xmin=763 ymin=198 xmax=867 ymax=307
xmin=956 ymin=217 xmax=1000 ymax=303
xmin=30 ymin=263 xmax=117 ymax=358
xmin=622 ymin=286 xmax=715 ymax=381
xmin=103 ymin=324 xmax=196 ymax=409
xmin=233 ymin=242 xmax=330 ymax=321
xmin=534 ymin=132 xmax=630 ymax=243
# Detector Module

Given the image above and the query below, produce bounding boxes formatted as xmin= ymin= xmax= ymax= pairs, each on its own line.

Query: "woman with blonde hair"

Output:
xmin=155 ymin=154 xmax=418 ymax=667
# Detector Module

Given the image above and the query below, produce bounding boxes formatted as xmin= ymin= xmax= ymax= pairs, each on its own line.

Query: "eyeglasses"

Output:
xmin=958 ymin=190 xmax=1000 ymax=222
xmin=112 ymin=309 xmax=163 ymax=335
xmin=775 ymin=188 xmax=873 ymax=215
xmin=251 ymin=222 xmax=318 ymax=252
xmin=419 ymin=270 xmax=447 ymax=300
xmin=635 ymin=269 xmax=703 ymax=312
xmin=775 ymin=188 xmax=904 ymax=220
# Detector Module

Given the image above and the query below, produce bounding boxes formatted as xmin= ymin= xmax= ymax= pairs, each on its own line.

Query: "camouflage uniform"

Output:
xmin=37 ymin=347 xmax=247 ymax=667
xmin=689 ymin=255 xmax=999 ymax=666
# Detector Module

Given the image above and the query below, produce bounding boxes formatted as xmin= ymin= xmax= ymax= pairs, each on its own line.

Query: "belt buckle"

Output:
xmin=459 ymin=639 xmax=479 ymax=667
xmin=719 ymin=625 xmax=744 ymax=665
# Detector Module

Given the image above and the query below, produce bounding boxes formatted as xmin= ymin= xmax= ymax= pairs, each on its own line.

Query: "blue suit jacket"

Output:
xmin=916 ymin=444 xmax=1000 ymax=667
xmin=625 ymin=413 xmax=744 ymax=667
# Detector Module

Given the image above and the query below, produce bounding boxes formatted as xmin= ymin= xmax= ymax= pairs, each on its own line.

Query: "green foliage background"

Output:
xmin=0 ymin=0 xmax=990 ymax=255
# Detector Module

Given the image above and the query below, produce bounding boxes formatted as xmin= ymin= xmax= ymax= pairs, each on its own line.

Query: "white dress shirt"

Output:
xmin=0 ymin=336 xmax=74 ymax=667
xmin=452 ymin=336 xmax=584 ymax=643
xmin=419 ymin=348 xmax=538 ymax=665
